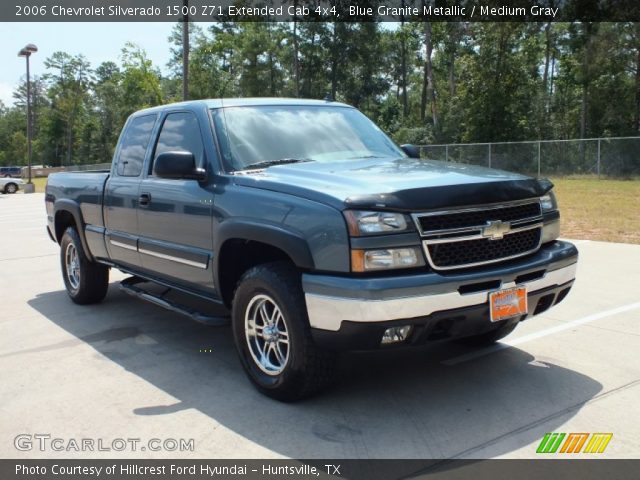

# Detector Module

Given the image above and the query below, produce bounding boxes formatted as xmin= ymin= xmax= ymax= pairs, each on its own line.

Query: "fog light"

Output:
xmin=381 ymin=325 xmax=413 ymax=345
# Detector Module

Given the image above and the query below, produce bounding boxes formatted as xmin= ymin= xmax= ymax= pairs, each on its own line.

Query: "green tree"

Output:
xmin=43 ymin=52 xmax=93 ymax=166
xmin=91 ymin=61 xmax=123 ymax=162
xmin=120 ymin=42 xmax=164 ymax=119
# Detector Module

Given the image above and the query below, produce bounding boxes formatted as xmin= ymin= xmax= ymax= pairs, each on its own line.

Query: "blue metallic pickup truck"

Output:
xmin=45 ymin=98 xmax=578 ymax=400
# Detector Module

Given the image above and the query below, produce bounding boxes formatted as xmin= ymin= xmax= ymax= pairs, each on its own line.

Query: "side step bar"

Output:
xmin=119 ymin=277 xmax=229 ymax=326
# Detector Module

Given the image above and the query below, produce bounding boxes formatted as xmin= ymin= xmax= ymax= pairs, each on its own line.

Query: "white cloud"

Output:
xmin=0 ymin=82 xmax=16 ymax=107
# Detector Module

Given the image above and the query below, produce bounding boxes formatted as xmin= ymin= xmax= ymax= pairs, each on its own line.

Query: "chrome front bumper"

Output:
xmin=303 ymin=241 xmax=578 ymax=332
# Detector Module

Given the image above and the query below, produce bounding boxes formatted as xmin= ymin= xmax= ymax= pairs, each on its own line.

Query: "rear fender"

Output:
xmin=53 ymin=199 xmax=94 ymax=262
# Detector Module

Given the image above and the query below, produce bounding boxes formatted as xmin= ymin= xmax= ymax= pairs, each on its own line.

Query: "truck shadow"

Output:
xmin=27 ymin=286 xmax=602 ymax=459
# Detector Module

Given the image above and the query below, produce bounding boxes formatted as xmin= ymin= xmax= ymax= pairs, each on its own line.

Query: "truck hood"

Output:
xmin=231 ymin=158 xmax=552 ymax=211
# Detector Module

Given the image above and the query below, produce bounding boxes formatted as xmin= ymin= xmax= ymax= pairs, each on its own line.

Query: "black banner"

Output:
xmin=2 ymin=459 xmax=639 ymax=480
xmin=5 ymin=0 xmax=640 ymax=22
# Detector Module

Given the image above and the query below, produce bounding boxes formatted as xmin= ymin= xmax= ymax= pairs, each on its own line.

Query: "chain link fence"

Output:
xmin=64 ymin=163 xmax=112 ymax=171
xmin=418 ymin=137 xmax=640 ymax=178
xmin=18 ymin=139 xmax=640 ymax=179
xmin=22 ymin=163 xmax=111 ymax=178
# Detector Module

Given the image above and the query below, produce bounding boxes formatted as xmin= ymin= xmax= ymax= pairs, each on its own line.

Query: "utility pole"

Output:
xmin=182 ymin=0 xmax=189 ymax=101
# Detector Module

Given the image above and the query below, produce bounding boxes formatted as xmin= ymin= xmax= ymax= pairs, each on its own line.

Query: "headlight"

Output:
xmin=344 ymin=210 xmax=410 ymax=236
xmin=351 ymin=247 xmax=424 ymax=272
xmin=540 ymin=190 xmax=558 ymax=212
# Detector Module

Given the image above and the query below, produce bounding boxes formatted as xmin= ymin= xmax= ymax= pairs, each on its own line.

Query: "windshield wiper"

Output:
xmin=345 ymin=155 xmax=386 ymax=159
xmin=242 ymin=158 xmax=313 ymax=170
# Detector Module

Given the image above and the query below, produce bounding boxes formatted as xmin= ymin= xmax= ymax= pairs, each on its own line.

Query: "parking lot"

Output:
xmin=1 ymin=192 xmax=639 ymax=459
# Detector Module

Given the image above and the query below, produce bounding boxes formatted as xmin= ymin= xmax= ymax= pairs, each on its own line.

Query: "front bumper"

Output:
xmin=303 ymin=240 xmax=578 ymax=350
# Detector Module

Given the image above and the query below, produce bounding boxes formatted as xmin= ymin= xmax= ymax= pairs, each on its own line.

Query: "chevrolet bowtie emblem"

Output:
xmin=482 ymin=220 xmax=511 ymax=240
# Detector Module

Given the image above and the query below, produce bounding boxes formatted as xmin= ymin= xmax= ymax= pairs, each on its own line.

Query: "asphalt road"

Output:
xmin=1 ymin=192 xmax=639 ymax=459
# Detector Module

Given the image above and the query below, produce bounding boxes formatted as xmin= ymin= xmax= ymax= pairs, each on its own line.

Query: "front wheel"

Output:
xmin=231 ymin=262 xmax=336 ymax=401
xmin=4 ymin=183 xmax=18 ymax=194
xmin=60 ymin=227 xmax=109 ymax=304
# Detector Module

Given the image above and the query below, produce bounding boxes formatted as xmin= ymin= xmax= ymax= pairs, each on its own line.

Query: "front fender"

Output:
xmin=214 ymin=219 xmax=315 ymax=271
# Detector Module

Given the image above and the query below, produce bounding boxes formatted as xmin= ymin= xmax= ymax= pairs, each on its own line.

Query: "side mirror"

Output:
xmin=400 ymin=144 xmax=421 ymax=159
xmin=154 ymin=151 xmax=206 ymax=180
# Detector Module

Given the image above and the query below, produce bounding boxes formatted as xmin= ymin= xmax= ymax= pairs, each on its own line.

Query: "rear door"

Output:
xmin=136 ymin=110 xmax=215 ymax=293
xmin=104 ymin=113 xmax=157 ymax=269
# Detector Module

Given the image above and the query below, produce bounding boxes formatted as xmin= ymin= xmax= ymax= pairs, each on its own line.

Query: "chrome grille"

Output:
xmin=412 ymin=200 xmax=543 ymax=270
xmin=417 ymin=202 xmax=541 ymax=233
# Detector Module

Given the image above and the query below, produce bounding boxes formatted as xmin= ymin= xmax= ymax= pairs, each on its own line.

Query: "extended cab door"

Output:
xmin=136 ymin=110 xmax=215 ymax=294
xmin=104 ymin=113 xmax=157 ymax=269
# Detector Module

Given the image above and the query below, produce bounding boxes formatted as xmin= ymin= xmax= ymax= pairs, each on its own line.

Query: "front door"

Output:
xmin=136 ymin=111 xmax=214 ymax=294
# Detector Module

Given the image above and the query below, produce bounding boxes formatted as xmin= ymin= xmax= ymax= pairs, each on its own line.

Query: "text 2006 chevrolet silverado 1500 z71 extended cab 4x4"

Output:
xmin=45 ymin=98 xmax=578 ymax=400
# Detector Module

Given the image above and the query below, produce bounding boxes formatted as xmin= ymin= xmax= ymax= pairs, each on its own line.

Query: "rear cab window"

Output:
xmin=115 ymin=114 xmax=157 ymax=177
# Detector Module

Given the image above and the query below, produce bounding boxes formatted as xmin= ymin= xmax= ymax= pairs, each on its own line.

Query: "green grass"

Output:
xmin=28 ymin=175 xmax=639 ymax=244
xmin=551 ymin=177 xmax=640 ymax=244
xmin=30 ymin=177 xmax=47 ymax=193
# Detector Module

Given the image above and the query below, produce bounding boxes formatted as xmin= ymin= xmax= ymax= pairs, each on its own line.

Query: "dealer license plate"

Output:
xmin=489 ymin=286 xmax=528 ymax=322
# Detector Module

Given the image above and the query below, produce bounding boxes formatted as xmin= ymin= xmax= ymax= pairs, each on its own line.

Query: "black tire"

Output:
xmin=231 ymin=261 xmax=336 ymax=401
xmin=456 ymin=319 xmax=519 ymax=347
xmin=60 ymin=227 xmax=109 ymax=305
xmin=4 ymin=183 xmax=18 ymax=194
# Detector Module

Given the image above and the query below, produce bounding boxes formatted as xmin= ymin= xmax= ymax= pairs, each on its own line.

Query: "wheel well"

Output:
xmin=218 ymin=239 xmax=296 ymax=308
xmin=54 ymin=210 xmax=76 ymax=243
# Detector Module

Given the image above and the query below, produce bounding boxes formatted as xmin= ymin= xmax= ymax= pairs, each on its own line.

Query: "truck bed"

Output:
xmin=45 ymin=171 xmax=110 ymax=234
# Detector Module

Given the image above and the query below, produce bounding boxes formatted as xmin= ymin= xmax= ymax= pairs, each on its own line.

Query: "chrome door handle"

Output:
xmin=139 ymin=193 xmax=151 ymax=207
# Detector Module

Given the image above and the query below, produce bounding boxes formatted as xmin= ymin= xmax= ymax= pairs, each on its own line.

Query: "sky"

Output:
xmin=0 ymin=22 xmax=398 ymax=107
xmin=0 ymin=22 xmax=177 ymax=106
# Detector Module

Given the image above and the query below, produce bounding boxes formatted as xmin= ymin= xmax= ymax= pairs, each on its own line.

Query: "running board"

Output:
xmin=119 ymin=277 xmax=229 ymax=326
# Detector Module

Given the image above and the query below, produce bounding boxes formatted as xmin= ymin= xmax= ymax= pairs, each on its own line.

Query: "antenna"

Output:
xmin=219 ymin=72 xmax=233 ymax=101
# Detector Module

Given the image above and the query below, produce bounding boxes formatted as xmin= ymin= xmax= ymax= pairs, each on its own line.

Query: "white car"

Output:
xmin=0 ymin=177 xmax=24 ymax=194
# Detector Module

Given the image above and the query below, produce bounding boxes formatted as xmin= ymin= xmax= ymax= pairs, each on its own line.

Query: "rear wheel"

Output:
xmin=60 ymin=227 xmax=109 ymax=304
xmin=4 ymin=183 xmax=18 ymax=194
xmin=231 ymin=262 xmax=336 ymax=401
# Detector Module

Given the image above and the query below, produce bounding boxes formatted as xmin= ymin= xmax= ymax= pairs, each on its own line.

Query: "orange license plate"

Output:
xmin=489 ymin=286 xmax=528 ymax=322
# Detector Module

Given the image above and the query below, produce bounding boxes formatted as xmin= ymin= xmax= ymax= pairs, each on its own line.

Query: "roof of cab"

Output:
xmin=132 ymin=97 xmax=352 ymax=116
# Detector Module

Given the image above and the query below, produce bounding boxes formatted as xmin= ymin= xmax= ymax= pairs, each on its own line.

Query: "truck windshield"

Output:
xmin=211 ymin=105 xmax=404 ymax=172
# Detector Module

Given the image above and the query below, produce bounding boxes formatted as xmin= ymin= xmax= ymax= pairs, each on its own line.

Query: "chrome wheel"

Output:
xmin=244 ymin=294 xmax=290 ymax=376
xmin=65 ymin=242 xmax=81 ymax=290
xmin=6 ymin=184 xmax=17 ymax=194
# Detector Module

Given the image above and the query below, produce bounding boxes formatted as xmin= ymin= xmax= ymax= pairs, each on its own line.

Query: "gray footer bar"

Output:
xmin=2 ymin=459 xmax=638 ymax=480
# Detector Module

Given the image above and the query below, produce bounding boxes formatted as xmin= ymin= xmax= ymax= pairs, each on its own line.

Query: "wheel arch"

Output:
xmin=214 ymin=221 xmax=314 ymax=308
xmin=53 ymin=200 xmax=94 ymax=262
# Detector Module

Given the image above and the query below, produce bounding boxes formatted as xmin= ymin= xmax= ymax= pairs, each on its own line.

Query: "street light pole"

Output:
xmin=25 ymin=53 xmax=32 ymax=184
xmin=18 ymin=43 xmax=37 ymax=193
